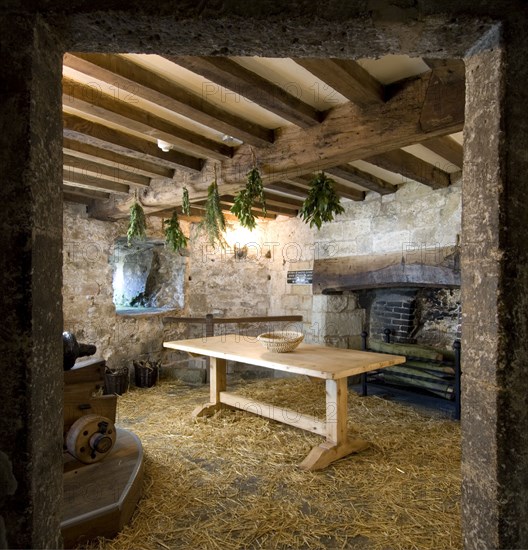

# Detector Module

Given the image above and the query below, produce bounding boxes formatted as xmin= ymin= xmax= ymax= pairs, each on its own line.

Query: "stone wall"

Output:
xmin=185 ymin=224 xmax=272 ymax=319
xmin=63 ymin=203 xmax=187 ymax=371
xmin=112 ymin=238 xmax=186 ymax=309
xmin=64 ymin=181 xmax=461 ymax=373
xmin=414 ymin=288 xmax=461 ymax=348
xmin=267 ymin=181 xmax=462 ymax=348
xmin=63 ymin=205 xmax=281 ymax=381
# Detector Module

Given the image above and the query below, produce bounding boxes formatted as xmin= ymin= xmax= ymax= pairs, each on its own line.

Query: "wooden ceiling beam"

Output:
xmin=365 ymin=149 xmax=451 ymax=189
xmin=64 ymin=185 xmax=111 ymax=203
xmin=421 ymin=136 xmax=463 ymax=170
xmin=168 ymin=56 xmax=323 ymax=128
xmin=262 ymin=192 xmax=304 ymax=209
xmin=191 ymin=200 xmax=277 ymax=220
xmin=63 ymin=153 xmax=150 ymax=187
xmin=325 ymin=165 xmax=396 ymax=195
xmin=89 ymin=69 xmax=461 ymax=220
xmin=63 ymin=77 xmax=233 ymax=161
xmin=63 ymin=138 xmax=175 ymax=179
xmin=150 ymin=206 xmax=204 ymax=222
xmin=219 ymin=197 xmax=297 ymax=217
xmin=422 ymin=58 xmax=465 ymax=78
xmin=63 ymin=193 xmax=94 ymax=205
xmin=418 ymin=64 xmax=465 ymax=133
xmin=286 ymin=175 xmax=365 ymax=202
xmin=63 ymin=170 xmax=130 ymax=195
xmin=265 ymin=182 xmax=308 ymax=199
xmin=63 ymin=113 xmax=202 ymax=172
xmin=64 ymin=53 xmax=274 ymax=147
xmin=216 ymin=69 xmax=463 ymax=187
xmin=294 ymin=58 xmax=385 ymax=108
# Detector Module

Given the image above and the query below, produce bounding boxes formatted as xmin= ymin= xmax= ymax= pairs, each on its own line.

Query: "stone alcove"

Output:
xmin=112 ymin=238 xmax=186 ymax=313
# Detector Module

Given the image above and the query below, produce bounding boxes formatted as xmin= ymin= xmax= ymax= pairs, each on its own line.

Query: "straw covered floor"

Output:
xmin=81 ymin=376 xmax=461 ymax=550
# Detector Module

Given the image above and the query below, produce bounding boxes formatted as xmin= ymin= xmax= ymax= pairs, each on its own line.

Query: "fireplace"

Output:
xmin=311 ymin=246 xmax=461 ymax=407
xmin=357 ymin=287 xmax=461 ymax=348
xmin=312 ymin=245 xmax=461 ymax=346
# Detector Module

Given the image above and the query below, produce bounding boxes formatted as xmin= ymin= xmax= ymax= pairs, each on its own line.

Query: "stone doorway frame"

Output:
xmin=2 ymin=5 xmax=527 ymax=549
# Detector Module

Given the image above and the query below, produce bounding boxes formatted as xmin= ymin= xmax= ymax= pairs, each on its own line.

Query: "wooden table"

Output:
xmin=164 ymin=335 xmax=405 ymax=470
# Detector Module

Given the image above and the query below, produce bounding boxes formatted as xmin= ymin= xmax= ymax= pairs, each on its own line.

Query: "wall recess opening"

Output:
xmin=112 ymin=237 xmax=185 ymax=315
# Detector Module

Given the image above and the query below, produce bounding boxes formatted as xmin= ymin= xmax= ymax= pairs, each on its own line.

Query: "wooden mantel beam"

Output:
xmin=89 ymin=69 xmax=463 ymax=220
xmin=168 ymin=56 xmax=323 ymax=128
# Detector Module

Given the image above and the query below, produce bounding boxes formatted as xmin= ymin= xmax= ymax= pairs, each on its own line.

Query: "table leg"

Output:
xmin=192 ymin=357 xmax=227 ymax=418
xmin=300 ymin=378 xmax=369 ymax=471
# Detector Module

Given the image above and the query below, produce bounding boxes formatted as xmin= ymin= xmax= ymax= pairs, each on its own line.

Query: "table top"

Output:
xmin=164 ymin=335 xmax=406 ymax=380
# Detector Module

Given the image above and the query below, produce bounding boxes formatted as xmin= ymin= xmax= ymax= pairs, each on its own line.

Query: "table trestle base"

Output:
xmin=300 ymin=439 xmax=370 ymax=471
xmin=219 ymin=391 xmax=327 ymax=436
xmin=164 ymin=336 xmax=405 ymax=471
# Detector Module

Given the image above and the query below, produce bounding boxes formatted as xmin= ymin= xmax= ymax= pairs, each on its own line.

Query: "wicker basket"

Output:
xmin=133 ymin=360 xmax=159 ymax=388
xmin=257 ymin=331 xmax=304 ymax=353
xmin=104 ymin=366 xmax=129 ymax=395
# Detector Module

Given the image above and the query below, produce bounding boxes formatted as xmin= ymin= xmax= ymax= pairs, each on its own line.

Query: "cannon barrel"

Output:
xmin=62 ymin=331 xmax=97 ymax=370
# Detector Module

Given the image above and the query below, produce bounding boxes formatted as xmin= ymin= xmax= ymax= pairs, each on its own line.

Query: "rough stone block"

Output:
xmin=291 ymin=284 xmax=312 ymax=295
xmin=311 ymin=295 xmax=325 ymax=314
xmin=356 ymin=235 xmax=374 ymax=254
xmin=325 ymin=295 xmax=349 ymax=313
xmin=330 ymin=239 xmax=358 ymax=258
xmin=372 ymin=230 xmax=412 ymax=253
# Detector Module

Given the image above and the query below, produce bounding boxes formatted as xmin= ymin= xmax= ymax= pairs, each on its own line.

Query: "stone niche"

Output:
xmin=112 ymin=237 xmax=186 ymax=313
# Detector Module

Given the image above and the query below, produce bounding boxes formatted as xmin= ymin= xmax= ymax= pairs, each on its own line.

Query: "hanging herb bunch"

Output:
xmin=230 ymin=156 xmax=266 ymax=230
xmin=127 ymin=194 xmax=147 ymax=245
xmin=164 ymin=209 xmax=188 ymax=253
xmin=199 ymin=167 xmax=227 ymax=248
xmin=181 ymin=186 xmax=191 ymax=216
xmin=299 ymin=172 xmax=345 ymax=230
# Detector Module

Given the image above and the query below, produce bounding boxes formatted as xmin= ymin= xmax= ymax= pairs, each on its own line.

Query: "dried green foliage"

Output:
xmin=164 ymin=210 xmax=188 ymax=253
xmin=299 ymin=172 xmax=345 ymax=230
xmin=230 ymin=167 xmax=267 ymax=230
xmin=127 ymin=200 xmax=147 ymax=245
xmin=199 ymin=179 xmax=227 ymax=248
xmin=182 ymin=186 xmax=191 ymax=216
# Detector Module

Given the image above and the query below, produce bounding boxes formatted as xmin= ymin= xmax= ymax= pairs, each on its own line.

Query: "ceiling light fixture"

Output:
xmin=222 ymin=135 xmax=243 ymax=146
xmin=157 ymin=139 xmax=172 ymax=152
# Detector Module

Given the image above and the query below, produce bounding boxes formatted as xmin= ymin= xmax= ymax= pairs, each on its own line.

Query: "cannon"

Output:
xmin=61 ymin=334 xmax=144 ymax=546
xmin=62 ymin=332 xmax=116 ymax=463
xmin=62 ymin=331 xmax=97 ymax=370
